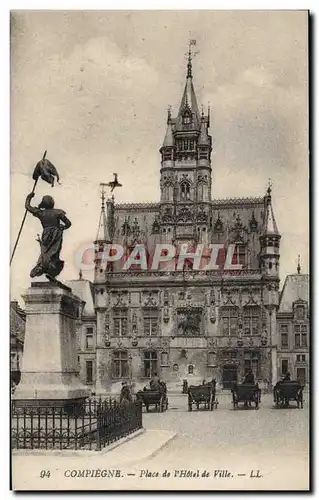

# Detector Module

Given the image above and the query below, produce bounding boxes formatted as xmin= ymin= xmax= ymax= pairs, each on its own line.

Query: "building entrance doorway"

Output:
xmin=222 ymin=364 xmax=237 ymax=389
xmin=296 ymin=367 xmax=306 ymax=386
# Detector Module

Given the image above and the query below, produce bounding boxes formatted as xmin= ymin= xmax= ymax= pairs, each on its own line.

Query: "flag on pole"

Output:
xmin=32 ymin=152 xmax=60 ymax=187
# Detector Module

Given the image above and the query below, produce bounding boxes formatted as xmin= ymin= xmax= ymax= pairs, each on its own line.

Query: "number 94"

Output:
xmin=40 ymin=470 xmax=51 ymax=478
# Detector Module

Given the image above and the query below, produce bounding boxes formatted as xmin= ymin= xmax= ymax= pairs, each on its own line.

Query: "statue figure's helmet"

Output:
xmin=38 ymin=195 xmax=55 ymax=209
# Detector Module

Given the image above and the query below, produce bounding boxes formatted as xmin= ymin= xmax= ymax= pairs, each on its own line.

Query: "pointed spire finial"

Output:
xmin=208 ymin=102 xmax=211 ymax=128
xmin=100 ymin=182 xmax=106 ymax=210
xmin=95 ymin=183 xmax=112 ymax=244
xmin=167 ymin=105 xmax=172 ymax=124
xmin=297 ymin=254 xmax=301 ymax=274
xmin=186 ymin=39 xmax=197 ymax=79
xmin=267 ymin=178 xmax=272 ymax=198
xmin=201 ymin=104 xmax=204 ymax=120
xmin=79 ymin=269 xmax=83 ymax=280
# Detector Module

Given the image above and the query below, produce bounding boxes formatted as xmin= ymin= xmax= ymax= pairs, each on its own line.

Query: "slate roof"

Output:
xmin=278 ymin=274 xmax=309 ymax=313
xmin=65 ymin=279 xmax=95 ymax=317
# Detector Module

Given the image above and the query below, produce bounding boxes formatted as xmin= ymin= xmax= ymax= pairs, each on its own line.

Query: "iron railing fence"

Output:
xmin=12 ymin=398 xmax=142 ymax=451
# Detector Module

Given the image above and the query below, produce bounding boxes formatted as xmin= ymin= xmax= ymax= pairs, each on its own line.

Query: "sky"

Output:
xmin=10 ymin=10 xmax=309 ymax=303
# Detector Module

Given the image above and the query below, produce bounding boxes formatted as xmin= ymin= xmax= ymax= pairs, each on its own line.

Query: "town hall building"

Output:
xmin=66 ymin=49 xmax=289 ymax=394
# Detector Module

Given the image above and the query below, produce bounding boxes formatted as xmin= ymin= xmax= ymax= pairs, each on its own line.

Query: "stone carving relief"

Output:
xmin=230 ymin=213 xmax=248 ymax=243
xmin=177 ymin=308 xmax=202 ymax=336
xmin=151 ymin=217 xmax=161 ymax=234
xmin=197 ymin=206 xmax=208 ymax=223
xmin=163 ymin=305 xmax=170 ymax=323
xmin=121 ymin=217 xmax=131 ymax=236
xmin=214 ymin=213 xmax=224 ymax=233
xmin=161 ymin=338 xmax=170 ymax=350
xmin=113 ymin=291 xmax=127 ymax=307
xmin=131 ymin=218 xmax=141 ymax=240
xmin=162 ymin=207 xmax=174 ymax=223
xmin=104 ymin=313 xmax=111 ymax=347
xmin=208 ymin=337 xmax=217 ymax=348
xmin=177 ymin=206 xmax=193 ymax=222
xmin=143 ymin=292 xmax=158 ymax=307
xmin=249 ymin=211 xmax=258 ymax=232
xmin=161 ymin=352 xmax=169 ymax=366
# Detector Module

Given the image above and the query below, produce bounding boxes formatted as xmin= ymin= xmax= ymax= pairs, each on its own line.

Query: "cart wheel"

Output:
xmin=159 ymin=397 xmax=164 ymax=413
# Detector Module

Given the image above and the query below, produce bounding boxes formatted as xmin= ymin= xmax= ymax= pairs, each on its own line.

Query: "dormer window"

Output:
xmin=295 ymin=305 xmax=305 ymax=320
xmin=183 ymin=114 xmax=191 ymax=124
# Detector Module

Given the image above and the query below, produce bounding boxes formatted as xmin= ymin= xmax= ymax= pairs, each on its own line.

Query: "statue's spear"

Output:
xmin=10 ymin=151 xmax=60 ymax=265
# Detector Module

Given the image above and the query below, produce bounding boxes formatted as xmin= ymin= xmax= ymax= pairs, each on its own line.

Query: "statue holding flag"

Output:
xmin=11 ymin=151 xmax=71 ymax=281
xmin=25 ymin=192 xmax=71 ymax=279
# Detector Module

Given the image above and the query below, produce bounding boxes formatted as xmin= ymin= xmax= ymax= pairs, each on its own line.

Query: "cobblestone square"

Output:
xmin=135 ymin=393 xmax=309 ymax=490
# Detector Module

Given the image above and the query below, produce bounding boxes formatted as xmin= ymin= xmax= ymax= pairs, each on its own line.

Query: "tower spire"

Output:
xmin=176 ymin=41 xmax=200 ymax=131
xmin=187 ymin=44 xmax=192 ymax=79
xmin=263 ymin=180 xmax=279 ymax=235
xmin=95 ymin=183 xmax=111 ymax=243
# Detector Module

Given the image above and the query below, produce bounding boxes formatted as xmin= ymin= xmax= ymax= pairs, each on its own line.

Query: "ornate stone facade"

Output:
xmin=90 ymin=52 xmax=281 ymax=393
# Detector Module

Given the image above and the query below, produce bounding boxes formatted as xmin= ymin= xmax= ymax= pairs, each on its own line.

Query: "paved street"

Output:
xmin=134 ymin=393 xmax=309 ymax=490
xmin=12 ymin=393 xmax=309 ymax=491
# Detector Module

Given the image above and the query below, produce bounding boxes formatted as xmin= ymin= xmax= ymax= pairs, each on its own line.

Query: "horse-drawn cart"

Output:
xmin=188 ymin=383 xmax=218 ymax=411
xmin=136 ymin=386 xmax=168 ymax=413
xmin=274 ymin=381 xmax=304 ymax=409
xmin=231 ymin=383 xmax=261 ymax=409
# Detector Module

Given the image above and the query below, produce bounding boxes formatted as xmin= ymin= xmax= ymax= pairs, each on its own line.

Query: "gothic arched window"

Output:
xmin=180 ymin=181 xmax=191 ymax=200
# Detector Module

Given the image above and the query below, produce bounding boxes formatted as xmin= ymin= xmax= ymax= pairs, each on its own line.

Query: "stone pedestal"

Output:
xmin=13 ymin=282 xmax=91 ymax=407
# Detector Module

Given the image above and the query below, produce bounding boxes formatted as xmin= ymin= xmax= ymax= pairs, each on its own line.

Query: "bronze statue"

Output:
xmin=25 ymin=193 xmax=71 ymax=280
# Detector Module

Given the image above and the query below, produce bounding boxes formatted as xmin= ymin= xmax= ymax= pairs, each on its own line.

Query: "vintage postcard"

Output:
xmin=10 ymin=10 xmax=309 ymax=491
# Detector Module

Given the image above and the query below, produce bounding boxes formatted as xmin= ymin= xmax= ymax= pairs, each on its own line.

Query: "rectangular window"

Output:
xmin=221 ymin=308 xmax=238 ymax=336
xmin=143 ymin=308 xmax=159 ymax=336
xmin=280 ymin=324 xmax=288 ymax=333
xmin=301 ymin=333 xmax=307 ymax=347
xmin=232 ymin=245 xmax=246 ymax=266
xmin=114 ymin=308 xmax=128 ymax=337
xmin=112 ymin=351 xmax=129 ymax=379
xmin=302 ymin=355 xmax=306 ymax=362
xmin=243 ymin=307 xmax=260 ymax=336
xmin=85 ymin=327 xmax=94 ymax=349
xmin=86 ymin=360 xmax=93 ymax=384
xmin=297 ymin=355 xmax=301 ymax=362
xmin=281 ymin=359 xmax=288 ymax=375
xmin=143 ymin=351 xmax=157 ymax=378
xmin=295 ymin=333 xmax=301 ymax=348
xmin=281 ymin=333 xmax=288 ymax=348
